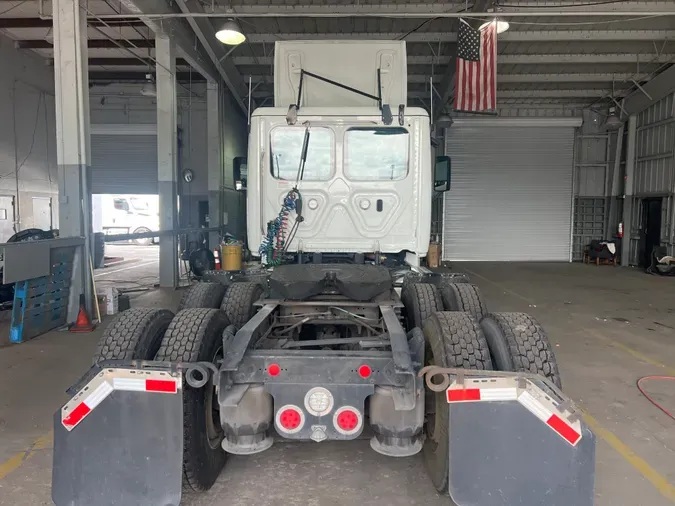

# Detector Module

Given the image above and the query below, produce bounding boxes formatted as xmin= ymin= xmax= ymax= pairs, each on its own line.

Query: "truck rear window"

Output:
xmin=270 ymin=127 xmax=333 ymax=181
xmin=345 ymin=127 xmax=409 ymax=181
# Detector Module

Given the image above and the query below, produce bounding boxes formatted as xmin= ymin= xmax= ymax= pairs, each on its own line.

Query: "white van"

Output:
xmin=93 ymin=194 xmax=159 ymax=245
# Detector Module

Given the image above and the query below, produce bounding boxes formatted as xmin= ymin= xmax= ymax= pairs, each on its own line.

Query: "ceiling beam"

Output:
xmin=498 ymin=73 xmax=638 ymax=83
xmin=0 ymin=17 xmax=146 ymax=28
xmin=89 ymin=71 xmax=205 ymax=81
xmin=232 ymin=54 xmax=675 ymax=66
xmin=84 ymin=57 xmax=189 ymax=66
xmin=116 ymin=0 xmax=220 ymax=83
xmin=623 ymin=65 xmax=675 ymax=115
xmin=242 ymin=30 xmax=675 ymax=43
xmin=173 ymin=0 xmax=248 ymax=113
xmin=411 ymin=89 xmax=613 ymax=99
xmin=15 ymin=39 xmax=154 ymax=49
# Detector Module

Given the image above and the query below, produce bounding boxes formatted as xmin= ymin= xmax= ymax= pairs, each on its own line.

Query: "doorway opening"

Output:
xmin=639 ymin=198 xmax=662 ymax=267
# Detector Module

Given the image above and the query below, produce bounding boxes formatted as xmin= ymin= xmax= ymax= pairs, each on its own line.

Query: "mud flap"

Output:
xmin=446 ymin=377 xmax=595 ymax=506
xmin=52 ymin=367 xmax=184 ymax=506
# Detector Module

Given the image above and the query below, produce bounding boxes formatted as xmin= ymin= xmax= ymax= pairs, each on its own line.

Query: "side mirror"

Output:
xmin=434 ymin=155 xmax=451 ymax=192
xmin=233 ymin=156 xmax=248 ymax=191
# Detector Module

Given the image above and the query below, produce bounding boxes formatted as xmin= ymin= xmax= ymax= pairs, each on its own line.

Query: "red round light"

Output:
xmin=278 ymin=408 xmax=301 ymax=430
xmin=336 ymin=409 xmax=359 ymax=431
xmin=358 ymin=365 xmax=371 ymax=378
xmin=267 ymin=363 xmax=280 ymax=377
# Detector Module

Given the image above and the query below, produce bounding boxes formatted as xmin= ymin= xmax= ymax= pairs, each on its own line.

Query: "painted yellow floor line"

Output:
xmin=0 ymin=431 xmax=53 ymax=481
xmin=586 ymin=328 xmax=675 ymax=375
xmin=582 ymin=412 xmax=675 ymax=503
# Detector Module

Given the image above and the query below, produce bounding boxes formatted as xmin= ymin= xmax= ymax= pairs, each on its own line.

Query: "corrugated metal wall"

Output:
xmin=627 ymin=93 xmax=675 ymax=264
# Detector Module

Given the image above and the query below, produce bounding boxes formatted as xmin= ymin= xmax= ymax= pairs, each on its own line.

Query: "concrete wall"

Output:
xmin=0 ymin=33 xmax=58 ymax=241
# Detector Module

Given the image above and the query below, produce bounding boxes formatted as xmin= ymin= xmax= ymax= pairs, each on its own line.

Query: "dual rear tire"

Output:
xmin=94 ymin=282 xmax=263 ymax=493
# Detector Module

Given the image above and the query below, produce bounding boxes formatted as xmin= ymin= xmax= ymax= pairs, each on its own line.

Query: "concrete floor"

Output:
xmin=1 ymin=263 xmax=674 ymax=505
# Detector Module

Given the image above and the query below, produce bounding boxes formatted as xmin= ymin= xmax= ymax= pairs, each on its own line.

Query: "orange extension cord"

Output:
xmin=636 ymin=376 xmax=675 ymax=422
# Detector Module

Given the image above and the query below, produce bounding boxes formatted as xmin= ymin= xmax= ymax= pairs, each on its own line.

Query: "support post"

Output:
xmin=53 ymin=0 xmax=92 ymax=321
xmin=621 ymin=115 xmax=637 ymax=266
xmin=156 ymin=35 xmax=179 ymax=287
xmin=207 ymin=80 xmax=222 ymax=248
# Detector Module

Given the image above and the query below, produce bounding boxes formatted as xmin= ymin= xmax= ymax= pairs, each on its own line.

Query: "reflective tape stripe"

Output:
xmin=447 ymin=388 xmax=481 ymax=402
xmin=62 ymin=403 xmax=91 ymax=428
xmin=547 ymin=414 xmax=582 ymax=445
xmin=113 ymin=378 xmax=146 ymax=391
xmin=517 ymin=390 xmax=553 ymax=422
xmin=146 ymin=379 xmax=177 ymax=393
xmin=478 ymin=387 xmax=518 ymax=401
xmin=62 ymin=369 xmax=180 ymax=431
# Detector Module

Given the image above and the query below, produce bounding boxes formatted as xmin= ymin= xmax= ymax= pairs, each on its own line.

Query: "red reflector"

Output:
xmin=146 ymin=379 xmax=177 ymax=393
xmin=358 ymin=365 xmax=371 ymax=378
xmin=447 ymin=388 xmax=481 ymax=402
xmin=336 ymin=409 xmax=359 ymax=431
xmin=278 ymin=408 xmax=302 ymax=430
xmin=547 ymin=414 xmax=581 ymax=445
xmin=268 ymin=363 xmax=281 ymax=377
xmin=63 ymin=402 xmax=91 ymax=428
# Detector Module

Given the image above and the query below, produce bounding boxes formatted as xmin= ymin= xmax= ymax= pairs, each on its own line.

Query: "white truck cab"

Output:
xmin=245 ymin=41 xmax=450 ymax=266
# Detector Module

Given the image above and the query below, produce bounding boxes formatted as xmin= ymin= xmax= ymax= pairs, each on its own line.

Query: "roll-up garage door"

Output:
xmin=90 ymin=124 xmax=158 ymax=194
xmin=443 ymin=118 xmax=578 ymax=262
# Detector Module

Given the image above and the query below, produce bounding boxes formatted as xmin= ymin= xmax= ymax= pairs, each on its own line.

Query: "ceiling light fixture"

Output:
xmin=215 ymin=18 xmax=246 ymax=45
xmin=604 ymin=107 xmax=623 ymax=131
xmin=140 ymin=73 xmax=157 ymax=97
xmin=479 ymin=18 xmax=510 ymax=34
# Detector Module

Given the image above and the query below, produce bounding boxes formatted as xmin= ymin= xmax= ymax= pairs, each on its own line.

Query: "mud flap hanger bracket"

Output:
xmin=286 ymin=68 xmax=403 ymax=126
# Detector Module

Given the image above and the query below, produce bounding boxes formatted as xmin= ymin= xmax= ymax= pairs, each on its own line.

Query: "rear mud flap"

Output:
xmin=52 ymin=367 xmax=184 ymax=506
xmin=446 ymin=379 xmax=595 ymax=506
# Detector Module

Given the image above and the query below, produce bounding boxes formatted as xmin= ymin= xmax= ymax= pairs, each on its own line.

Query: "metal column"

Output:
xmin=53 ymin=0 xmax=92 ymax=320
xmin=156 ymin=35 xmax=179 ymax=287
xmin=207 ymin=80 xmax=222 ymax=248
xmin=621 ymin=115 xmax=637 ymax=266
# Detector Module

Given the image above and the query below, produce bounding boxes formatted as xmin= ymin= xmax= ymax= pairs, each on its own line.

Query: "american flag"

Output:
xmin=454 ymin=19 xmax=497 ymax=112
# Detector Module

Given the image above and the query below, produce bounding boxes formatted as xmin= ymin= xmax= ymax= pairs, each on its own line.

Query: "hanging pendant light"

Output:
xmin=140 ymin=73 xmax=157 ymax=97
xmin=215 ymin=18 xmax=246 ymax=45
xmin=479 ymin=18 xmax=510 ymax=34
xmin=605 ymin=107 xmax=623 ymax=131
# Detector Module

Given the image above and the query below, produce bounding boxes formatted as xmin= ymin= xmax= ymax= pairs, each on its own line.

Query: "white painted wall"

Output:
xmin=0 ymin=33 xmax=58 ymax=240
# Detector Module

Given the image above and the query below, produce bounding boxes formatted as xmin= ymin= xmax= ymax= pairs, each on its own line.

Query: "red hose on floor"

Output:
xmin=636 ymin=376 xmax=675 ymax=421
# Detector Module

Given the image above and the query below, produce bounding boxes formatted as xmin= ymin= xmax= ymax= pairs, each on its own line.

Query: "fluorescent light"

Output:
xmin=479 ymin=19 xmax=510 ymax=34
xmin=215 ymin=19 xmax=246 ymax=45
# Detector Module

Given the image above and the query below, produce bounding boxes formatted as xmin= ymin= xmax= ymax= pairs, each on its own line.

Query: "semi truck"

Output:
xmin=52 ymin=41 xmax=595 ymax=506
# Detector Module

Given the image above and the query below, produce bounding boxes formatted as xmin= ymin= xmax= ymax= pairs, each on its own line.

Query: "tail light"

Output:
xmin=275 ymin=405 xmax=305 ymax=434
xmin=333 ymin=406 xmax=363 ymax=435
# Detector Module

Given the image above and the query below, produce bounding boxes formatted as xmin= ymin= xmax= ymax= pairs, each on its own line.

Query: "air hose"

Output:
xmin=259 ymin=188 xmax=302 ymax=265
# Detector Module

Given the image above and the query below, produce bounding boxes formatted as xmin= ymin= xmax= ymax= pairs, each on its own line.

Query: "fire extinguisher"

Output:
xmin=618 ymin=222 xmax=624 ymax=238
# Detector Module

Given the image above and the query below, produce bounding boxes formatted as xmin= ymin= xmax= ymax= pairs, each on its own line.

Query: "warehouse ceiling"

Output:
xmin=1 ymin=0 xmax=674 ymax=112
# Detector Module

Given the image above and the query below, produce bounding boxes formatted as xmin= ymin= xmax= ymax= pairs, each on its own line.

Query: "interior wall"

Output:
xmin=0 ymin=33 xmax=58 ymax=240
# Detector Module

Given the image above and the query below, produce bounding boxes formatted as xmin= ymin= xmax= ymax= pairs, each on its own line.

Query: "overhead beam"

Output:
xmin=173 ymin=0 xmax=247 ymax=114
xmin=15 ymin=38 xmax=153 ymax=49
xmin=623 ymin=64 xmax=675 ymax=115
xmin=232 ymin=54 xmax=675 ymax=66
xmin=0 ymin=17 xmax=146 ymax=28
xmin=412 ymin=89 xmax=613 ymax=99
xmin=89 ymin=71 xmax=206 ymax=81
xmin=117 ymin=0 xmax=220 ymax=83
xmin=242 ymin=30 xmax=675 ymax=43
xmin=85 ymin=57 xmax=189 ymax=66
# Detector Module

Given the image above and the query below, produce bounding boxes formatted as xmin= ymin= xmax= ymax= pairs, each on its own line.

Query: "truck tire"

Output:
xmin=155 ymin=308 xmax=231 ymax=492
xmin=480 ymin=312 xmax=561 ymax=389
xmin=92 ymin=308 xmax=174 ymax=364
xmin=422 ymin=312 xmax=493 ymax=493
xmin=178 ymin=283 xmax=227 ymax=311
xmin=133 ymin=227 xmax=153 ymax=246
xmin=439 ymin=282 xmax=487 ymax=318
xmin=220 ymin=282 xmax=264 ymax=329
xmin=403 ymin=283 xmax=443 ymax=331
